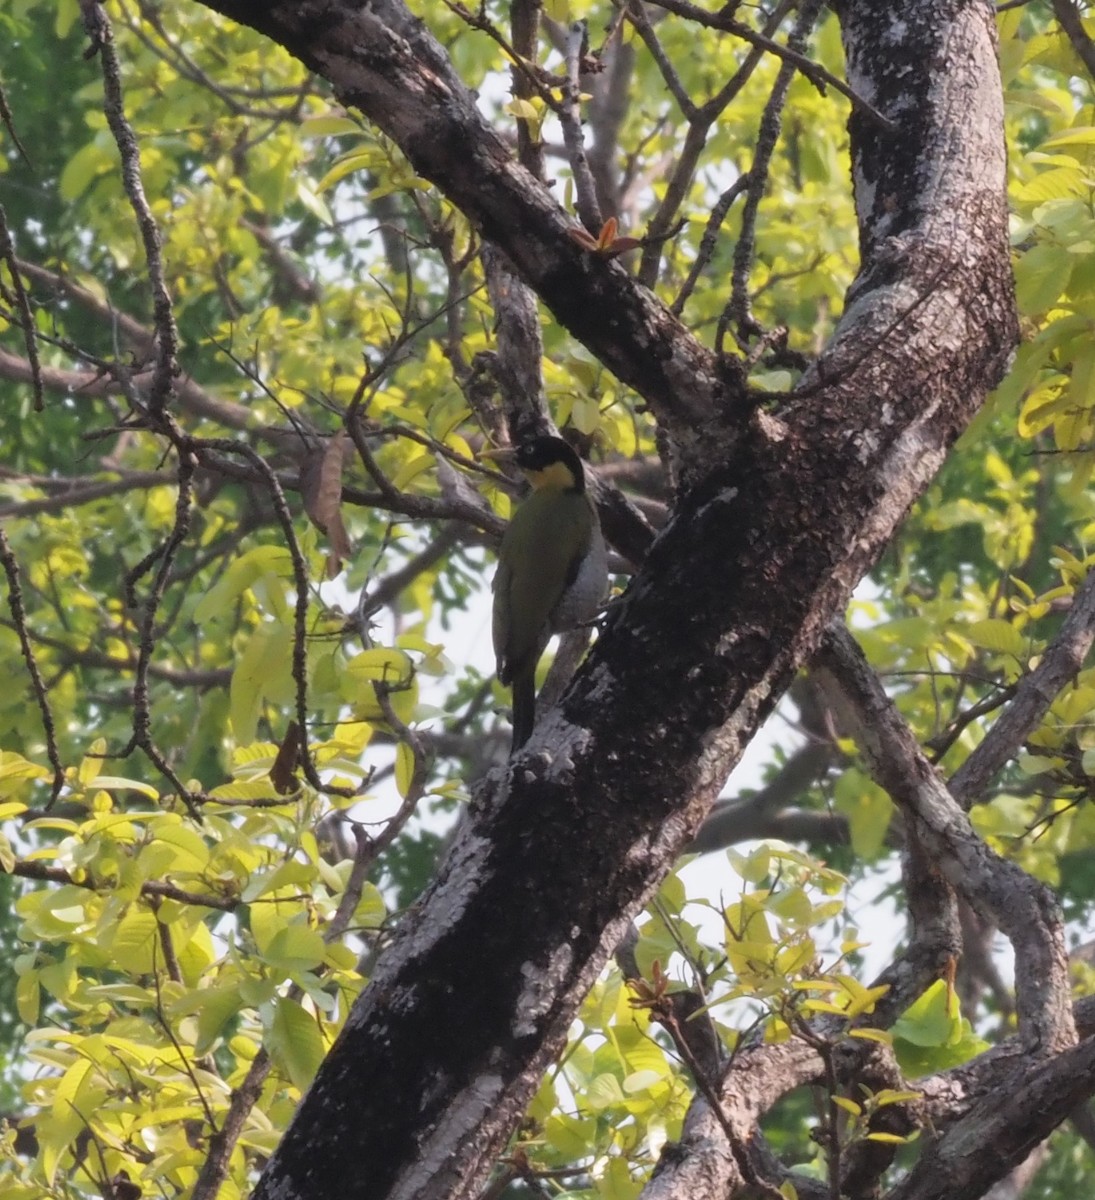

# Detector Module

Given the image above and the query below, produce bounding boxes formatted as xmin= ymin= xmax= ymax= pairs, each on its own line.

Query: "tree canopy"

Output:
xmin=2 ymin=1 xmax=1095 ymax=1199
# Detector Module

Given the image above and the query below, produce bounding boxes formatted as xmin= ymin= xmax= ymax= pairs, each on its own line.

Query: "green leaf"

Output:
xmin=833 ymin=768 xmax=892 ymax=859
xmin=504 ymin=99 xmax=539 ymax=122
xmin=148 ymin=816 xmax=211 ymax=873
xmin=621 ymin=1068 xmax=663 ymax=1095
xmin=599 ymin=1155 xmax=640 ymax=1200
xmin=586 ymin=1071 xmax=626 ymax=1110
xmin=1040 ymin=125 xmax=1095 ymax=148
xmin=0 ymin=750 xmax=50 ymax=799
xmin=389 ymin=452 xmax=433 ymax=492
xmin=544 ymin=1112 xmax=595 ymax=1158
xmin=394 ymin=741 xmax=416 ymax=799
xmin=76 ymin=737 xmax=107 ymax=786
xmin=241 ymin=859 xmax=315 ymax=902
xmin=108 ymin=911 xmax=160 ymax=975
xmin=16 ymin=967 xmax=40 ymax=1025
xmin=230 ymin=621 xmax=294 ymax=745
xmin=341 ymin=647 xmax=414 ymax=690
xmin=55 ymin=0 xmax=80 ymax=37
xmin=892 ymin=981 xmax=990 ymax=1077
xmin=296 ymin=178 xmax=334 ymax=226
xmin=1014 ymin=241 xmax=1072 ymax=313
xmin=1013 ymin=167 xmax=1087 ymax=207
xmin=59 ymin=139 xmax=112 ymax=202
xmin=194 ymin=545 xmax=294 ymax=623
xmin=264 ymin=924 xmax=327 ymax=972
xmin=298 ymin=115 xmax=363 ymax=138
xmin=316 ymin=149 xmax=381 ymax=192
xmin=89 ymin=775 xmax=160 ymax=800
xmin=268 ymin=996 xmax=326 ymax=1090
xmin=965 ymin=618 xmax=1025 ymax=657
xmin=247 ymin=887 xmax=302 ymax=955
xmin=170 ymin=984 xmax=246 ymax=1054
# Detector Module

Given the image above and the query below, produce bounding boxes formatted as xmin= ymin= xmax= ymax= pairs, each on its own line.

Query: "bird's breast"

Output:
xmin=550 ymin=524 xmax=607 ymax=632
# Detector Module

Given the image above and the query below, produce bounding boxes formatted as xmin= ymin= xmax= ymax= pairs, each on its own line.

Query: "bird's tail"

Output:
xmin=511 ymin=667 xmax=536 ymax=751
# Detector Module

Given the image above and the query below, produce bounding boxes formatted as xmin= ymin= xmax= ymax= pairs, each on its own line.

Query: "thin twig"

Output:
xmin=0 ymin=470 xmax=176 ymax=520
xmin=151 ymin=920 xmax=220 ymax=1130
xmin=189 ymin=1049 xmax=271 ymax=1200
xmin=949 ymin=567 xmax=1095 ymax=807
xmin=127 ymin=0 xmax=317 ymax=122
xmin=657 ymin=1003 xmax=786 ymax=1200
xmin=0 ymin=617 xmax=231 ymax=688
xmin=356 ymin=524 xmax=461 ymax=621
xmin=644 ymin=0 xmax=895 ymax=130
xmin=118 ymin=457 xmax=202 ymax=818
xmin=325 ymin=824 xmax=375 ymax=942
xmin=0 ymin=80 xmax=31 ymax=166
xmin=441 ymin=0 xmax=562 ymax=112
xmin=561 ymin=20 xmax=603 ymax=233
xmin=0 ymin=528 xmax=65 ymax=804
xmin=206 ymin=332 xmax=312 ymax=445
xmin=927 ymin=683 xmax=1016 ymax=765
xmin=719 ymin=0 xmax=824 ymax=350
xmin=81 ymin=0 xmax=179 ymax=421
xmin=619 ymin=0 xmax=696 ymax=120
xmin=671 ymin=174 xmax=752 ymax=316
xmin=0 ymin=205 xmax=43 ymax=411
xmin=510 ymin=0 xmax=546 ymax=179
xmin=9 ymin=859 xmax=240 ymax=911
xmin=584 ymin=7 xmax=634 ymax=217
xmin=634 ymin=0 xmax=794 ymax=287
xmin=197 ymin=445 xmax=501 ymax=533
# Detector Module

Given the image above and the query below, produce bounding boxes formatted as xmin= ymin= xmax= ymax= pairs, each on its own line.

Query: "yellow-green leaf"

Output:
xmin=268 ymin=996 xmax=326 ymax=1090
xmin=195 ymin=545 xmax=293 ymax=623
xmin=965 ymin=618 xmax=1025 ymax=657
xmin=395 ymin=741 xmax=416 ymax=799
xmin=298 ymin=115 xmax=363 ymax=138
xmin=265 ymin=923 xmax=327 ymax=972
xmin=77 ymin=738 xmax=107 ymax=786
xmin=16 ymin=968 xmax=40 ymax=1025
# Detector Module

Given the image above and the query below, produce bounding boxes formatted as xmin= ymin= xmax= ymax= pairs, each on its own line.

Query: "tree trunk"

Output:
xmin=188 ymin=1 xmax=1019 ymax=1197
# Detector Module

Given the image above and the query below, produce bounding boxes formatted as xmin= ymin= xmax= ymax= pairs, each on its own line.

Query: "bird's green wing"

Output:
xmin=492 ymin=489 xmax=593 ymax=683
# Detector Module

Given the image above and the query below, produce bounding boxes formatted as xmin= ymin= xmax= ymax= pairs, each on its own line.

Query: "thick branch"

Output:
xmin=1051 ymin=0 xmax=1095 ymax=83
xmin=10 ymin=859 xmax=238 ymax=911
xmin=889 ymin=1037 xmax=1095 ymax=1200
xmin=816 ymin=624 xmax=1074 ymax=1053
xmin=688 ymin=740 xmax=843 ymax=852
xmin=159 ymin=2 xmax=1022 ymax=1199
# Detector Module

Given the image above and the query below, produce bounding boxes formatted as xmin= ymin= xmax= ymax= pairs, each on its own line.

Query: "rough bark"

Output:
xmin=180 ymin=1 xmax=1022 ymax=1198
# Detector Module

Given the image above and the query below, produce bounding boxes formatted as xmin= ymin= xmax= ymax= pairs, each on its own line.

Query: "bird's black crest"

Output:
xmin=515 ymin=436 xmax=585 ymax=487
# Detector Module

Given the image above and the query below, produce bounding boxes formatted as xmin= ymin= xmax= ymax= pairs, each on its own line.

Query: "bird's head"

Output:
xmin=512 ymin=436 xmax=586 ymax=493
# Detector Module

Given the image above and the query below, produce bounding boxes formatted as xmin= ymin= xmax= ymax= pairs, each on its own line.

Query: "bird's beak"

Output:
xmin=479 ymin=446 xmax=517 ymax=463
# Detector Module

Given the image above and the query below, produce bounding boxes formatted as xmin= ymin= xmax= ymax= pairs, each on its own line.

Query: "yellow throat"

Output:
xmin=522 ymin=459 xmax=581 ymax=492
